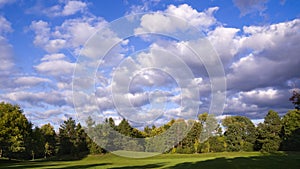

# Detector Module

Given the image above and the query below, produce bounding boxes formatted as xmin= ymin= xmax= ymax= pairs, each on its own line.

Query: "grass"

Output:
xmin=0 ymin=152 xmax=299 ymax=169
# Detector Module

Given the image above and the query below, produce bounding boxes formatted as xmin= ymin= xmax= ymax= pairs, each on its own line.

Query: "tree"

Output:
xmin=58 ymin=118 xmax=77 ymax=156
xmin=40 ymin=123 xmax=56 ymax=158
xmin=29 ymin=127 xmax=45 ymax=160
xmin=0 ymin=102 xmax=32 ymax=160
xmin=85 ymin=116 xmax=104 ymax=154
xmin=289 ymin=90 xmax=300 ymax=110
xmin=223 ymin=116 xmax=256 ymax=151
xmin=256 ymin=110 xmax=282 ymax=152
xmin=281 ymin=109 xmax=300 ymax=151
xmin=58 ymin=118 xmax=89 ymax=158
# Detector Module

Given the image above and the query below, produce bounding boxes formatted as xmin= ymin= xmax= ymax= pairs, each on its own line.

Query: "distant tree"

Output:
xmin=117 ymin=119 xmax=133 ymax=136
xmin=0 ymin=102 xmax=32 ymax=160
xmin=289 ymin=90 xmax=300 ymax=110
xmin=256 ymin=110 xmax=282 ymax=152
xmin=281 ymin=109 xmax=300 ymax=151
xmin=223 ymin=116 xmax=256 ymax=151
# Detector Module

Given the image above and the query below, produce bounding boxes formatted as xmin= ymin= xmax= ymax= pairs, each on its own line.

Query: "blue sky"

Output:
xmin=0 ymin=0 xmax=299 ymax=128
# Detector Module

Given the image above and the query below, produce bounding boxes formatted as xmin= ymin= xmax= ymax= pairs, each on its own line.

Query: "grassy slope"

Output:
xmin=0 ymin=152 xmax=299 ymax=169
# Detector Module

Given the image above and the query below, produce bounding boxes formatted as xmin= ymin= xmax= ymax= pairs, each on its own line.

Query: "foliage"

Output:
xmin=256 ymin=110 xmax=282 ymax=152
xmin=58 ymin=118 xmax=89 ymax=158
xmin=280 ymin=109 xmax=300 ymax=151
xmin=223 ymin=116 xmax=256 ymax=151
xmin=289 ymin=90 xmax=300 ymax=110
xmin=0 ymin=102 xmax=32 ymax=159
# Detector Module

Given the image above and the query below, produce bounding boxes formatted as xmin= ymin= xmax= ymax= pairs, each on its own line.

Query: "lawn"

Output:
xmin=0 ymin=152 xmax=299 ymax=169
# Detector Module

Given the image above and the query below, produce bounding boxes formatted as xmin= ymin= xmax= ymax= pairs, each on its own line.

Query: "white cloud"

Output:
xmin=135 ymin=4 xmax=219 ymax=34
xmin=35 ymin=58 xmax=75 ymax=76
xmin=0 ymin=36 xmax=14 ymax=75
xmin=5 ymin=91 xmax=67 ymax=107
xmin=29 ymin=0 xmax=88 ymax=17
xmin=0 ymin=16 xmax=12 ymax=34
xmin=41 ymin=53 xmax=66 ymax=61
xmin=62 ymin=0 xmax=87 ymax=16
xmin=166 ymin=4 xmax=218 ymax=28
xmin=14 ymin=76 xmax=51 ymax=86
xmin=227 ymin=19 xmax=300 ymax=90
xmin=0 ymin=16 xmax=14 ymax=88
xmin=30 ymin=20 xmax=51 ymax=50
xmin=30 ymin=16 xmax=108 ymax=53
xmin=208 ymin=26 xmax=240 ymax=65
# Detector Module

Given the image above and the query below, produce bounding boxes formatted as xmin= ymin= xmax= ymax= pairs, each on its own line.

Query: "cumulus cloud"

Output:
xmin=5 ymin=91 xmax=67 ymax=107
xmin=28 ymin=0 xmax=88 ymax=17
xmin=61 ymin=0 xmax=87 ymax=16
xmin=30 ymin=16 xmax=107 ymax=53
xmin=14 ymin=76 xmax=51 ymax=86
xmin=35 ymin=53 xmax=75 ymax=77
xmin=227 ymin=19 xmax=300 ymax=91
xmin=135 ymin=4 xmax=219 ymax=34
xmin=0 ymin=16 xmax=14 ymax=88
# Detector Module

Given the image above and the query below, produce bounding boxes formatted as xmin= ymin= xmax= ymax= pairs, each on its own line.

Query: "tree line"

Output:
xmin=0 ymin=91 xmax=299 ymax=160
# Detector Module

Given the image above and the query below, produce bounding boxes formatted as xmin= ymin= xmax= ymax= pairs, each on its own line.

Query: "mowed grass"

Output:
xmin=1 ymin=152 xmax=299 ymax=169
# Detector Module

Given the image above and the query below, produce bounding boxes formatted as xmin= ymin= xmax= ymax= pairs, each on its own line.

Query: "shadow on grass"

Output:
xmin=109 ymin=163 xmax=165 ymax=169
xmin=0 ymin=160 xmax=111 ymax=169
xmin=167 ymin=152 xmax=300 ymax=169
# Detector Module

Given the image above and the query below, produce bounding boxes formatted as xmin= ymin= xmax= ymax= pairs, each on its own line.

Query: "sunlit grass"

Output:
xmin=1 ymin=152 xmax=299 ymax=169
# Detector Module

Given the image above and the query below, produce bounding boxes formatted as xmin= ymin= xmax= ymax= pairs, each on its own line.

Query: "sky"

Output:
xmin=0 ymin=0 xmax=299 ymax=129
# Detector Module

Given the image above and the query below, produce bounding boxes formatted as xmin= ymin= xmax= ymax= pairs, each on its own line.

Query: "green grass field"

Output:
xmin=1 ymin=152 xmax=299 ymax=169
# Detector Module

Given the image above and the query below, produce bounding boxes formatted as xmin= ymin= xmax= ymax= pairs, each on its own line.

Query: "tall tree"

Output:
xmin=256 ymin=110 xmax=282 ymax=152
xmin=29 ymin=127 xmax=45 ymax=160
xmin=58 ymin=117 xmax=77 ymax=156
xmin=281 ymin=109 xmax=300 ymax=151
xmin=0 ymin=102 xmax=32 ymax=160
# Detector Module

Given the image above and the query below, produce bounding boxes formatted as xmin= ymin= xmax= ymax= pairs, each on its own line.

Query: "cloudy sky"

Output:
xmin=0 ymin=0 xmax=299 ymax=128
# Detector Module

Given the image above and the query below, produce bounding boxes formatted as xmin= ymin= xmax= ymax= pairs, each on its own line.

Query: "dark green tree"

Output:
xmin=256 ymin=110 xmax=282 ymax=152
xmin=281 ymin=109 xmax=300 ymax=151
xmin=29 ymin=127 xmax=45 ymax=160
xmin=58 ymin=117 xmax=77 ymax=156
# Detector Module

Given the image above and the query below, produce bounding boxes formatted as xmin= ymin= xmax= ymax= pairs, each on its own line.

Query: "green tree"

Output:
xmin=223 ymin=116 xmax=256 ymax=151
xmin=281 ymin=109 xmax=300 ymax=151
xmin=85 ymin=116 xmax=104 ymax=154
xmin=0 ymin=102 xmax=32 ymax=160
xmin=200 ymin=136 xmax=226 ymax=153
xmin=256 ymin=110 xmax=282 ymax=152
xmin=29 ymin=127 xmax=45 ymax=160
xmin=40 ymin=123 xmax=56 ymax=158
xmin=58 ymin=118 xmax=89 ymax=158
xmin=58 ymin=117 xmax=77 ymax=156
